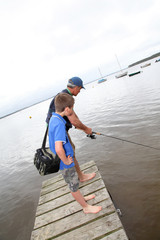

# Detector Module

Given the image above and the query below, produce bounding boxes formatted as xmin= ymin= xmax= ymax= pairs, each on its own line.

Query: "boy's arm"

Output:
xmin=67 ymin=111 xmax=92 ymax=134
xmin=55 ymin=141 xmax=73 ymax=165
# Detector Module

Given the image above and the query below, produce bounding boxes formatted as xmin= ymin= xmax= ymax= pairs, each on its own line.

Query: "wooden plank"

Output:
xmin=100 ymin=229 xmax=128 ymax=240
xmin=31 ymin=161 xmax=128 ymax=240
xmin=53 ymin=214 xmax=124 ymax=240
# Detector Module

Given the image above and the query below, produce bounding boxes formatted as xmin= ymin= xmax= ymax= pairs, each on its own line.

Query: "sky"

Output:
xmin=0 ymin=0 xmax=160 ymax=116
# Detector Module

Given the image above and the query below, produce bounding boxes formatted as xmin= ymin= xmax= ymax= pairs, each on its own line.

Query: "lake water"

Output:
xmin=0 ymin=58 xmax=160 ymax=240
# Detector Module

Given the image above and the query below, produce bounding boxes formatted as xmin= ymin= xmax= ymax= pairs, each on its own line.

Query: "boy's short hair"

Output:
xmin=55 ymin=93 xmax=74 ymax=112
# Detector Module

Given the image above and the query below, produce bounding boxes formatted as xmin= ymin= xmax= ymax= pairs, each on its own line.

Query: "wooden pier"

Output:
xmin=31 ymin=161 xmax=128 ymax=240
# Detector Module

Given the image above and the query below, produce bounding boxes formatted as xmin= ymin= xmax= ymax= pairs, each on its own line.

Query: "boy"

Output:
xmin=49 ymin=93 xmax=102 ymax=214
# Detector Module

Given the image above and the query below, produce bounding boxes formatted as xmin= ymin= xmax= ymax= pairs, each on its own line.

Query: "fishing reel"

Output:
xmin=87 ymin=133 xmax=96 ymax=139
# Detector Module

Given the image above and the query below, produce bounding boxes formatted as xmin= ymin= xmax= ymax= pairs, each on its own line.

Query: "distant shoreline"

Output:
xmin=128 ymin=52 xmax=160 ymax=67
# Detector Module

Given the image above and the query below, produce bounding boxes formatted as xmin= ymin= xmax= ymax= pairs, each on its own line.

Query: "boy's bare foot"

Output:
xmin=80 ymin=172 xmax=96 ymax=182
xmin=84 ymin=194 xmax=95 ymax=201
xmin=83 ymin=204 xmax=102 ymax=214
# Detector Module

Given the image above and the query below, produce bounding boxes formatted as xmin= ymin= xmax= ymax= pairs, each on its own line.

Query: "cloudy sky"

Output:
xmin=0 ymin=0 xmax=160 ymax=114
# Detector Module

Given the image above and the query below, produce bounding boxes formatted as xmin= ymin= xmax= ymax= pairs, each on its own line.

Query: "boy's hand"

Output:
xmin=55 ymin=142 xmax=73 ymax=165
xmin=65 ymin=155 xmax=73 ymax=165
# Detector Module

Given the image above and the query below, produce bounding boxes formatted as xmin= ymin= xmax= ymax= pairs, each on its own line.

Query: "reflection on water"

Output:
xmin=0 ymin=59 xmax=160 ymax=240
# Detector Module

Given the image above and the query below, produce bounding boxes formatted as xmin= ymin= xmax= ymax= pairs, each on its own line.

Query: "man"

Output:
xmin=46 ymin=76 xmax=96 ymax=182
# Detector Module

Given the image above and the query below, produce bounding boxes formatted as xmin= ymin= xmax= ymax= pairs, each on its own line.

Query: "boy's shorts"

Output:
xmin=61 ymin=166 xmax=79 ymax=192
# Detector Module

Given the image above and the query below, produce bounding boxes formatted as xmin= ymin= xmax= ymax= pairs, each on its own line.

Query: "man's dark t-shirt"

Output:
xmin=46 ymin=89 xmax=72 ymax=131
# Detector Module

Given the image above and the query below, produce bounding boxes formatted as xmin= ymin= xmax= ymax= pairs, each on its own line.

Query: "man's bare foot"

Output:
xmin=80 ymin=172 xmax=96 ymax=182
xmin=83 ymin=204 xmax=102 ymax=214
xmin=84 ymin=194 xmax=95 ymax=201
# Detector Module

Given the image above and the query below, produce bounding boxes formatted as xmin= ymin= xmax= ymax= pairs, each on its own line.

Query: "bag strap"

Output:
xmin=42 ymin=126 xmax=48 ymax=149
xmin=42 ymin=116 xmax=65 ymax=149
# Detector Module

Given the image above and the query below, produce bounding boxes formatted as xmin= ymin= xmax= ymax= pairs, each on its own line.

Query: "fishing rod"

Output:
xmin=87 ymin=131 xmax=160 ymax=151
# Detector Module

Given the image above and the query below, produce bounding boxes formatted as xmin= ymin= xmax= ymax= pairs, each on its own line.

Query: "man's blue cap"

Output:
xmin=68 ymin=77 xmax=85 ymax=89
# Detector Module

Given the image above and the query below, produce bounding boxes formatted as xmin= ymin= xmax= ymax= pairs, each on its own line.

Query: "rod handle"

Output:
xmin=92 ymin=131 xmax=101 ymax=135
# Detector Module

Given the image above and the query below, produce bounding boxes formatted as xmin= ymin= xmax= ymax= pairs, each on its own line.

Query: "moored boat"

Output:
xmin=129 ymin=71 xmax=142 ymax=77
xmin=98 ymin=78 xmax=107 ymax=84
xmin=115 ymin=71 xmax=128 ymax=78
xmin=155 ymin=58 xmax=160 ymax=62
xmin=141 ymin=63 xmax=151 ymax=68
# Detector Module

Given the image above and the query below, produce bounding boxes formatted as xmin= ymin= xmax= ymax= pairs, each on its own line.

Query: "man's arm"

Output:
xmin=67 ymin=111 xmax=92 ymax=134
xmin=55 ymin=141 xmax=73 ymax=165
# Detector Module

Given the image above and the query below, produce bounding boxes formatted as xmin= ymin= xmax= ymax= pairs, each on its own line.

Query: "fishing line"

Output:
xmin=87 ymin=132 xmax=160 ymax=151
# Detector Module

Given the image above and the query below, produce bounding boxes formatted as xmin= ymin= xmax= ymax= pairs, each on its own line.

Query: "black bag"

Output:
xmin=34 ymin=127 xmax=60 ymax=175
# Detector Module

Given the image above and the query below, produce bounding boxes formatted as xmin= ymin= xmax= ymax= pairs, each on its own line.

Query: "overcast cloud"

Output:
xmin=0 ymin=0 xmax=160 ymax=113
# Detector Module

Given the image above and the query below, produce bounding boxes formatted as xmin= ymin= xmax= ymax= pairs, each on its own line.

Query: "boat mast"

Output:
xmin=115 ymin=54 xmax=122 ymax=72
xmin=98 ymin=67 xmax=103 ymax=78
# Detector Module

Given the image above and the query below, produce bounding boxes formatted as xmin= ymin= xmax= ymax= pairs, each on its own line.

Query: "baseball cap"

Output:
xmin=68 ymin=77 xmax=85 ymax=89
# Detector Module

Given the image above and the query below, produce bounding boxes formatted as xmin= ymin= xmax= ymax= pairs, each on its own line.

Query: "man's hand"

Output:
xmin=84 ymin=127 xmax=92 ymax=135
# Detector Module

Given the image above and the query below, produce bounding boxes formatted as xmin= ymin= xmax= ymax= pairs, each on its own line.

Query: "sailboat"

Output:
xmin=115 ymin=71 xmax=128 ymax=78
xmin=140 ymin=63 xmax=151 ymax=68
xmin=115 ymin=55 xmax=128 ymax=78
xmin=155 ymin=58 xmax=160 ymax=63
xmin=97 ymin=67 xmax=107 ymax=84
